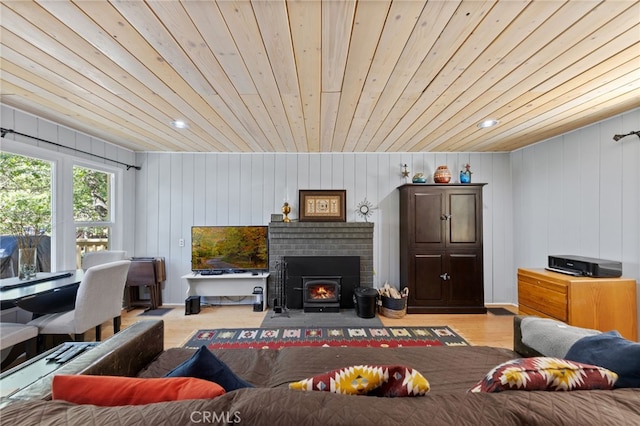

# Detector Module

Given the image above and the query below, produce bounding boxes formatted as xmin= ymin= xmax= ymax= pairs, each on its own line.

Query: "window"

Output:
xmin=73 ymin=165 xmax=113 ymax=268
xmin=2 ymin=124 xmax=125 ymax=273
xmin=0 ymin=152 xmax=52 ymax=277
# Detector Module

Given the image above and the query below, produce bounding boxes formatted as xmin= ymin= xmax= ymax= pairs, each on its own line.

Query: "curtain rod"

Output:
xmin=613 ymin=130 xmax=640 ymax=141
xmin=1 ymin=127 xmax=141 ymax=171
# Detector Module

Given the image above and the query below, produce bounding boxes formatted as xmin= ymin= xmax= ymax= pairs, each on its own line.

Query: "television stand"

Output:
xmin=182 ymin=272 xmax=269 ymax=313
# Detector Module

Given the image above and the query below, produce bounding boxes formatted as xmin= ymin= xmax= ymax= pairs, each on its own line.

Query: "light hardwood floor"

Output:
xmin=100 ymin=304 xmax=519 ymax=350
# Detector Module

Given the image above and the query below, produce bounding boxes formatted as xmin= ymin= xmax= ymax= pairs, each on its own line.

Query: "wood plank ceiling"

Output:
xmin=1 ymin=0 xmax=639 ymax=153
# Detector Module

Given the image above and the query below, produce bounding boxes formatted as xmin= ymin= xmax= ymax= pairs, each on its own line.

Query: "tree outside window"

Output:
xmin=0 ymin=152 xmax=52 ymax=277
xmin=1 ymin=153 xmax=118 ymax=274
xmin=73 ymin=166 xmax=112 ymax=267
xmin=73 ymin=166 xmax=110 ymax=223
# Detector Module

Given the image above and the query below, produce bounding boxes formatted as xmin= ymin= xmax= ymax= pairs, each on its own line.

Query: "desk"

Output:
xmin=0 ymin=270 xmax=83 ymax=314
xmin=182 ymin=272 xmax=269 ymax=311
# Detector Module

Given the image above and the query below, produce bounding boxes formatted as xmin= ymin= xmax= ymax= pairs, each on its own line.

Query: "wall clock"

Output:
xmin=356 ymin=199 xmax=374 ymax=222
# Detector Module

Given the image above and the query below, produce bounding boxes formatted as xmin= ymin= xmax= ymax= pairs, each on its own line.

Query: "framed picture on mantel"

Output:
xmin=299 ymin=190 xmax=346 ymax=222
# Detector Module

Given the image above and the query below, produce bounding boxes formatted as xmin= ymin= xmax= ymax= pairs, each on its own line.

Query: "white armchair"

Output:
xmin=28 ymin=260 xmax=131 ymax=346
xmin=81 ymin=250 xmax=127 ymax=270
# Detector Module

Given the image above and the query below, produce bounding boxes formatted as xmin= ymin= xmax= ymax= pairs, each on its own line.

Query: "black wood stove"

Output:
xmin=302 ymin=276 xmax=341 ymax=313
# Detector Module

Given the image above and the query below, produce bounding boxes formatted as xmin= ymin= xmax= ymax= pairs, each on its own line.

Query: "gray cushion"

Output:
xmin=520 ymin=317 xmax=600 ymax=358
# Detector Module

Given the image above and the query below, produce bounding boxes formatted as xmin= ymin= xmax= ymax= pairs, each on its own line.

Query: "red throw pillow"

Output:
xmin=52 ymin=375 xmax=225 ymax=406
xmin=469 ymin=357 xmax=618 ymax=393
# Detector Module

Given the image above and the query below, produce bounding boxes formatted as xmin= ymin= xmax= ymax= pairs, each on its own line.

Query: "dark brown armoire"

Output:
xmin=399 ymin=183 xmax=486 ymax=314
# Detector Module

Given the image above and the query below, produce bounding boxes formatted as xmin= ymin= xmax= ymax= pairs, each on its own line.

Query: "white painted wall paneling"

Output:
xmin=512 ymin=108 xmax=640 ymax=339
xmin=135 ymin=151 xmax=512 ymax=306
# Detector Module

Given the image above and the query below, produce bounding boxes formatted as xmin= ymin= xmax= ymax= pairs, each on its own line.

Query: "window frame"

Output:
xmin=73 ymin=161 xmax=116 ymax=227
xmin=1 ymin=139 xmax=124 ymax=271
xmin=73 ymin=161 xmax=118 ymax=267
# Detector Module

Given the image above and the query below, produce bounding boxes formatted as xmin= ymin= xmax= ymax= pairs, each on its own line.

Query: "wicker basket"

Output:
xmin=378 ymin=287 xmax=408 ymax=318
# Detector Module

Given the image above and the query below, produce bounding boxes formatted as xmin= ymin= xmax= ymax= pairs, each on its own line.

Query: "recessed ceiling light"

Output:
xmin=171 ymin=120 xmax=189 ymax=129
xmin=477 ymin=119 xmax=499 ymax=129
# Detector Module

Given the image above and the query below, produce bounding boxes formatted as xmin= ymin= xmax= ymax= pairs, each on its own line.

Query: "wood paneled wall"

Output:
xmin=135 ymin=150 xmax=513 ymax=305
xmin=511 ymin=108 xmax=640 ymax=339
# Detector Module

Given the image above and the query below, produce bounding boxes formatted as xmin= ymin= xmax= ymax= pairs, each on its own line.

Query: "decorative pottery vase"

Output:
xmin=433 ymin=165 xmax=451 ymax=183
xmin=459 ymin=163 xmax=472 ymax=183
xmin=412 ymin=173 xmax=427 ymax=183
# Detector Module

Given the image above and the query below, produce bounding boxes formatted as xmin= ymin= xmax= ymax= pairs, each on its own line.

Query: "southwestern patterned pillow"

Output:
xmin=289 ymin=364 xmax=430 ymax=397
xmin=470 ymin=357 xmax=618 ymax=393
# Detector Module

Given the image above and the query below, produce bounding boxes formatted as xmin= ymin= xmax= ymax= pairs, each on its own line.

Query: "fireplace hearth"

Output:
xmin=302 ymin=277 xmax=341 ymax=313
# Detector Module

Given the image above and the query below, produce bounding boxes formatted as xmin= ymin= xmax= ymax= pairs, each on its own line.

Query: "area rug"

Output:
xmin=137 ymin=307 xmax=173 ymax=316
xmin=261 ymin=309 xmax=383 ymax=328
xmin=487 ymin=307 xmax=516 ymax=316
xmin=182 ymin=326 xmax=469 ymax=350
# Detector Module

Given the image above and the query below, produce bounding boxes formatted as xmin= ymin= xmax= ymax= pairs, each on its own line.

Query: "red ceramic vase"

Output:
xmin=433 ymin=165 xmax=451 ymax=183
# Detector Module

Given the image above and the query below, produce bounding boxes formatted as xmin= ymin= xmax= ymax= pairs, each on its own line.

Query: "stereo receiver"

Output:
xmin=547 ymin=255 xmax=622 ymax=278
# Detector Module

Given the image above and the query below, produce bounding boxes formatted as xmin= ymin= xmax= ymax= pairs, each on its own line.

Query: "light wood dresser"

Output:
xmin=517 ymin=268 xmax=638 ymax=341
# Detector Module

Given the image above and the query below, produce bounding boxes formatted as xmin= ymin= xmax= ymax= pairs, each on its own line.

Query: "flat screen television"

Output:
xmin=191 ymin=226 xmax=268 ymax=272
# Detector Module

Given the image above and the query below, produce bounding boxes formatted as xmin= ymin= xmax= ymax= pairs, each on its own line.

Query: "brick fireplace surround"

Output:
xmin=268 ymin=222 xmax=374 ymax=308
